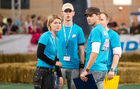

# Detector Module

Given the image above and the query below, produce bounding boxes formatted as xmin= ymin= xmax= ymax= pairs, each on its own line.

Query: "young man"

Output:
xmin=57 ymin=3 xmax=85 ymax=89
xmin=100 ymin=12 xmax=122 ymax=79
xmin=80 ymin=7 xmax=109 ymax=89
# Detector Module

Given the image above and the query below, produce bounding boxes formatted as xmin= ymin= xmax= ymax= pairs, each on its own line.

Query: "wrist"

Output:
xmin=79 ymin=63 xmax=84 ymax=69
xmin=110 ymin=68 xmax=115 ymax=72
xmin=84 ymin=68 xmax=89 ymax=72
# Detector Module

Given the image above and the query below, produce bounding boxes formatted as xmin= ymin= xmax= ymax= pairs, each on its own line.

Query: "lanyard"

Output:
xmin=63 ymin=23 xmax=73 ymax=55
xmin=50 ymin=33 xmax=58 ymax=57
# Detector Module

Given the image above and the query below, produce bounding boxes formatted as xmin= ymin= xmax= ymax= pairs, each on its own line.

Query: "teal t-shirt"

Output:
xmin=108 ymin=29 xmax=121 ymax=72
xmin=85 ymin=24 xmax=109 ymax=71
xmin=57 ymin=23 xmax=85 ymax=69
xmin=37 ymin=31 xmax=58 ymax=69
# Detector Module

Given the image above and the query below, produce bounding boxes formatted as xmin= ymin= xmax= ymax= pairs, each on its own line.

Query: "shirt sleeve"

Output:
xmin=38 ymin=33 xmax=48 ymax=45
xmin=37 ymin=43 xmax=56 ymax=65
xmin=77 ymin=27 xmax=86 ymax=45
xmin=91 ymin=28 xmax=101 ymax=43
xmin=110 ymin=32 xmax=121 ymax=48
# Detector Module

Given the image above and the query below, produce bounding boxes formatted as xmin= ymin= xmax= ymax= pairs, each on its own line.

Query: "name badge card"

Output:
xmin=63 ymin=56 xmax=70 ymax=61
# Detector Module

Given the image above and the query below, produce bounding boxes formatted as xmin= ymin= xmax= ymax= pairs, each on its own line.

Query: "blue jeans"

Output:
xmin=33 ymin=67 xmax=55 ymax=89
xmin=88 ymin=71 xmax=107 ymax=89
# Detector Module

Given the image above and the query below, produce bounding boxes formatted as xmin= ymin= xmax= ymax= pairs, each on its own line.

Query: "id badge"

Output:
xmin=63 ymin=56 xmax=70 ymax=61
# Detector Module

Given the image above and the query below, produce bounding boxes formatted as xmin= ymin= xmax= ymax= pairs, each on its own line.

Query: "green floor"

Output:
xmin=0 ymin=83 xmax=140 ymax=89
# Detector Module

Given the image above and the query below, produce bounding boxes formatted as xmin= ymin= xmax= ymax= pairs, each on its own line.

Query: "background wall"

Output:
xmin=0 ymin=0 xmax=63 ymax=18
xmin=0 ymin=0 xmax=140 ymax=26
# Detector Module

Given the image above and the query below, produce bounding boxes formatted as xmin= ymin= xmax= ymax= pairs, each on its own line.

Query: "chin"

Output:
xmin=88 ymin=22 xmax=91 ymax=25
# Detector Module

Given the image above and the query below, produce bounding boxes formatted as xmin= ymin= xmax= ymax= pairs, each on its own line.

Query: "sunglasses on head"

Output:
xmin=64 ymin=9 xmax=72 ymax=13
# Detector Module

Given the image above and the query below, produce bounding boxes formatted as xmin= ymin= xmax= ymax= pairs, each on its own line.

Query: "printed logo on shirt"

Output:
xmin=72 ymin=34 xmax=76 ymax=38
xmin=101 ymin=39 xmax=109 ymax=51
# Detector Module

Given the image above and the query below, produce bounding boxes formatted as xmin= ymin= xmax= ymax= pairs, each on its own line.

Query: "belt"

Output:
xmin=37 ymin=67 xmax=55 ymax=72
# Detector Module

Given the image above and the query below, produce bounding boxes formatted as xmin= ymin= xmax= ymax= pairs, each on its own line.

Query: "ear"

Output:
xmin=107 ymin=18 xmax=109 ymax=23
xmin=72 ymin=11 xmax=75 ymax=16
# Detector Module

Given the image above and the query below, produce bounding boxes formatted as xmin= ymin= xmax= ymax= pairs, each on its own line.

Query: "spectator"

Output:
xmin=130 ymin=22 xmax=140 ymax=35
xmin=37 ymin=16 xmax=44 ymax=32
xmin=19 ymin=22 xmax=28 ymax=34
xmin=28 ymin=20 xmax=41 ymax=34
xmin=42 ymin=19 xmax=49 ymax=33
xmin=5 ymin=18 xmax=18 ymax=35
xmin=28 ymin=19 xmax=41 ymax=45
xmin=108 ymin=21 xmax=119 ymax=34
xmin=16 ymin=15 xmax=24 ymax=26
xmin=137 ymin=24 xmax=140 ymax=34
xmin=31 ymin=14 xmax=37 ymax=22
xmin=118 ymin=22 xmax=128 ymax=34
xmin=25 ymin=14 xmax=32 ymax=32
xmin=0 ymin=14 xmax=7 ymax=35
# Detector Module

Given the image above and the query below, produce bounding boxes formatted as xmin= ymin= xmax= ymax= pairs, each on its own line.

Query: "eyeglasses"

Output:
xmin=64 ymin=9 xmax=72 ymax=13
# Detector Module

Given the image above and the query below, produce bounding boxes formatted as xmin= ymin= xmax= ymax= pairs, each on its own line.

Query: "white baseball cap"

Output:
xmin=62 ymin=3 xmax=74 ymax=11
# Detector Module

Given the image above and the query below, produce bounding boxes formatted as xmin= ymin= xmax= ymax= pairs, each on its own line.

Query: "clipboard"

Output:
xmin=73 ymin=74 xmax=98 ymax=89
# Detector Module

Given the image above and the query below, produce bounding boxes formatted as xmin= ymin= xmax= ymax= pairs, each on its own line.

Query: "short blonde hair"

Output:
xmin=47 ymin=14 xmax=62 ymax=31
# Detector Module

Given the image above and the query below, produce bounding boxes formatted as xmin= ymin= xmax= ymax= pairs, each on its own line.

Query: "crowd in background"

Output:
xmin=0 ymin=14 xmax=49 ymax=44
xmin=0 ymin=14 xmax=49 ymax=34
xmin=0 ymin=14 xmax=140 ymax=40
xmin=108 ymin=21 xmax=140 ymax=35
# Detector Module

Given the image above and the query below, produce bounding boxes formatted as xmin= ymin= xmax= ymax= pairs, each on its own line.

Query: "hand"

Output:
xmin=55 ymin=61 xmax=62 ymax=67
xmin=107 ymin=71 xmax=114 ymax=80
xmin=80 ymin=70 xmax=88 ymax=82
xmin=59 ymin=77 xmax=63 ymax=88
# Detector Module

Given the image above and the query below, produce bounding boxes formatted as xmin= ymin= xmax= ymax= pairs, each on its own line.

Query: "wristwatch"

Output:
xmin=110 ymin=68 xmax=114 ymax=72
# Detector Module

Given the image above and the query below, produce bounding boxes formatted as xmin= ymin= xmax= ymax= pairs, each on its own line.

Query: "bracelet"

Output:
xmin=85 ymin=68 xmax=89 ymax=72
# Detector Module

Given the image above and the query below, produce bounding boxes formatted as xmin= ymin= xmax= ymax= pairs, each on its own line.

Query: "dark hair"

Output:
xmin=37 ymin=16 xmax=41 ymax=20
xmin=108 ymin=22 xmax=118 ymax=27
xmin=85 ymin=7 xmax=100 ymax=16
xmin=7 ymin=18 xmax=12 ymax=24
xmin=31 ymin=14 xmax=36 ymax=19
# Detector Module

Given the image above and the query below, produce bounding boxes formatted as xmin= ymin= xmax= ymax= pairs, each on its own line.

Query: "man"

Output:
xmin=80 ymin=7 xmax=109 ymax=89
xmin=57 ymin=3 xmax=85 ymax=89
xmin=5 ymin=18 xmax=18 ymax=35
xmin=100 ymin=12 xmax=122 ymax=79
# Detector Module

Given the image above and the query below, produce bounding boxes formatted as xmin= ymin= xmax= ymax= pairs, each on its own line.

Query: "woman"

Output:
xmin=33 ymin=14 xmax=63 ymax=89
xmin=28 ymin=19 xmax=41 ymax=45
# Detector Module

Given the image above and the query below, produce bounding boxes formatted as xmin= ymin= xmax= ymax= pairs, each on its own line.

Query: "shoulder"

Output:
xmin=73 ymin=23 xmax=83 ymax=31
xmin=40 ymin=31 xmax=50 ymax=38
xmin=108 ymin=29 xmax=120 ymax=37
xmin=91 ymin=24 xmax=105 ymax=33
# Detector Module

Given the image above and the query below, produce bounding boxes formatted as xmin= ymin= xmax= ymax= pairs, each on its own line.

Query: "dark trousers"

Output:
xmin=33 ymin=67 xmax=55 ymax=89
